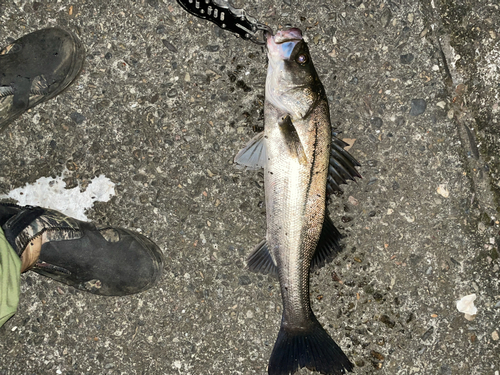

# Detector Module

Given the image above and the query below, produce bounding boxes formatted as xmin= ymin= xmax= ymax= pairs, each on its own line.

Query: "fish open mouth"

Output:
xmin=273 ymin=28 xmax=303 ymax=44
xmin=266 ymin=27 xmax=304 ymax=61
xmin=274 ymin=37 xmax=302 ymax=44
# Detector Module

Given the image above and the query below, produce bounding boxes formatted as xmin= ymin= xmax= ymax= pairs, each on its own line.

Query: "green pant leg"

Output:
xmin=0 ymin=227 xmax=21 ymax=327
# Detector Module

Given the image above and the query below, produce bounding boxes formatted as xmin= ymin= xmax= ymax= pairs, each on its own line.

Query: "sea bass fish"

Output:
xmin=235 ymin=28 xmax=360 ymax=375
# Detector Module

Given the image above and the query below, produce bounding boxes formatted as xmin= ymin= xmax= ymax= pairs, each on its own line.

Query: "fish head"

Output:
xmin=265 ymin=28 xmax=322 ymax=118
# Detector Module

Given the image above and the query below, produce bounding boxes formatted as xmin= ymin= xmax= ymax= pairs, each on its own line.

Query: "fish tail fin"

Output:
xmin=268 ymin=315 xmax=354 ymax=375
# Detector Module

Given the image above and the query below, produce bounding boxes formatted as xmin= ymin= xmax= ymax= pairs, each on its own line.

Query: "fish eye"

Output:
xmin=296 ymin=54 xmax=308 ymax=64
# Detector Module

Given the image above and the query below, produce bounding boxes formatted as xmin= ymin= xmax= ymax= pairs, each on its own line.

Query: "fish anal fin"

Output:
xmin=279 ymin=115 xmax=307 ymax=165
xmin=246 ymin=239 xmax=278 ymax=278
xmin=310 ymin=215 xmax=343 ymax=272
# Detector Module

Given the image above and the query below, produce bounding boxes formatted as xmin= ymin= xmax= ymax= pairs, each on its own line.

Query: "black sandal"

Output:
xmin=1 ymin=203 xmax=164 ymax=296
xmin=0 ymin=28 xmax=85 ymax=132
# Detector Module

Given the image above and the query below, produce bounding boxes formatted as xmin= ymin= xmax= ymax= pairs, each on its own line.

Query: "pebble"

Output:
xmin=409 ymin=99 xmax=427 ymax=116
xmin=379 ymin=314 xmax=395 ymax=328
xmin=395 ymin=116 xmax=406 ymax=126
xmin=348 ymin=196 xmax=358 ymax=205
xmin=440 ymin=364 xmax=452 ymax=375
xmin=156 ymin=25 xmax=166 ymax=34
xmin=70 ymin=111 xmax=85 ymax=124
xmin=370 ymin=350 xmax=385 ymax=369
xmin=355 ymin=359 xmax=365 ymax=367
xmin=162 ymin=39 xmax=178 ymax=53
xmin=206 ymin=45 xmax=220 ymax=52
xmin=342 ymin=138 xmax=356 ymax=151
xmin=239 ymin=275 xmax=251 ymax=285
xmin=421 ymin=326 xmax=434 ymax=341
xmin=381 ymin=8 xmax=392 ymax=27
xmin=436 ymin=101 xmax=446 ymax=109
xmin=370 ymin=117 xmax=383 ymax=128
xmin=478 ymin=222 xmax=486 ymax=233
xmin=400 ymin=53 xmax=414 ymax=64
xmin=492 ymin=331 xmax=499 ymax=341
xmin=236 ymin=80 xmax=252 ymax=92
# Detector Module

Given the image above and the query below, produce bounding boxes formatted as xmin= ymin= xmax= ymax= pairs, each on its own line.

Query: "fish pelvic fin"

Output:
xmin=246 ymin=239 xmax=278 ymax=278
xmin=279 ymin=115 xmax=308 ymax=165
xmin=234 ymin=132 xmax=267 ymax=170
xmin=268 ymin=314 xmax=354 ymax=375
xmin=310 ymin=215 xmax=344 ymax=272
xmin=327 ymin=136 xmax=362 ymax=195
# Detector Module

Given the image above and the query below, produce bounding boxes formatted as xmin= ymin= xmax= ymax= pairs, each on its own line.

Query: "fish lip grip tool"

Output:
xmin=176 ymin=0 xmax=273 ymax=44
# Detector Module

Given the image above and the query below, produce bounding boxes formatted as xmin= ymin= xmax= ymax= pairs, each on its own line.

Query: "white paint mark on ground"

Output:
xmin=1 ymin=173 xmax=115 ymax=221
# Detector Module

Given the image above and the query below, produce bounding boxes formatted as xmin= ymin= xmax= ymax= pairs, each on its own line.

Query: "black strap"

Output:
xmin=176 ymin=0 xmax=272 ymax=44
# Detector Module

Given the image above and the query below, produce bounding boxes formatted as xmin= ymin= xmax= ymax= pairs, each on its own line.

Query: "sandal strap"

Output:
xmin=2 ymin=205 xmax=45 ymax=256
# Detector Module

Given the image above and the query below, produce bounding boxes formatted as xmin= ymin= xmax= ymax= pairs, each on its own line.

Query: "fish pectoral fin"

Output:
xmin=327 ymin=136 xmax=362 ymax=195
xmin=246 ymin=239 xmax=278 ymax=278
xmin=279 ymin=115 xmax=307 ymax=165
xmin=234 ymin=132 xmax=267 ymax=170
xmin=310 ymin=215 xmax=344 ymax=272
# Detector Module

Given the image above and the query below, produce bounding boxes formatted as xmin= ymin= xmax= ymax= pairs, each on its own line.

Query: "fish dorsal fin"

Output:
xmin=247 ymin=216 xmax=343 ymax=278
xmin=279 ymin=115 xmax=308 ymax=165
xmin=246 ymin=239 xmax=278 ymax=278
xmin=310 ymin=215 xmax=343 ymax=272
xmin=234 ymin=132 xmax=267 ymax=170
xmin=326 ymin=136 xmax=362 ymax=195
